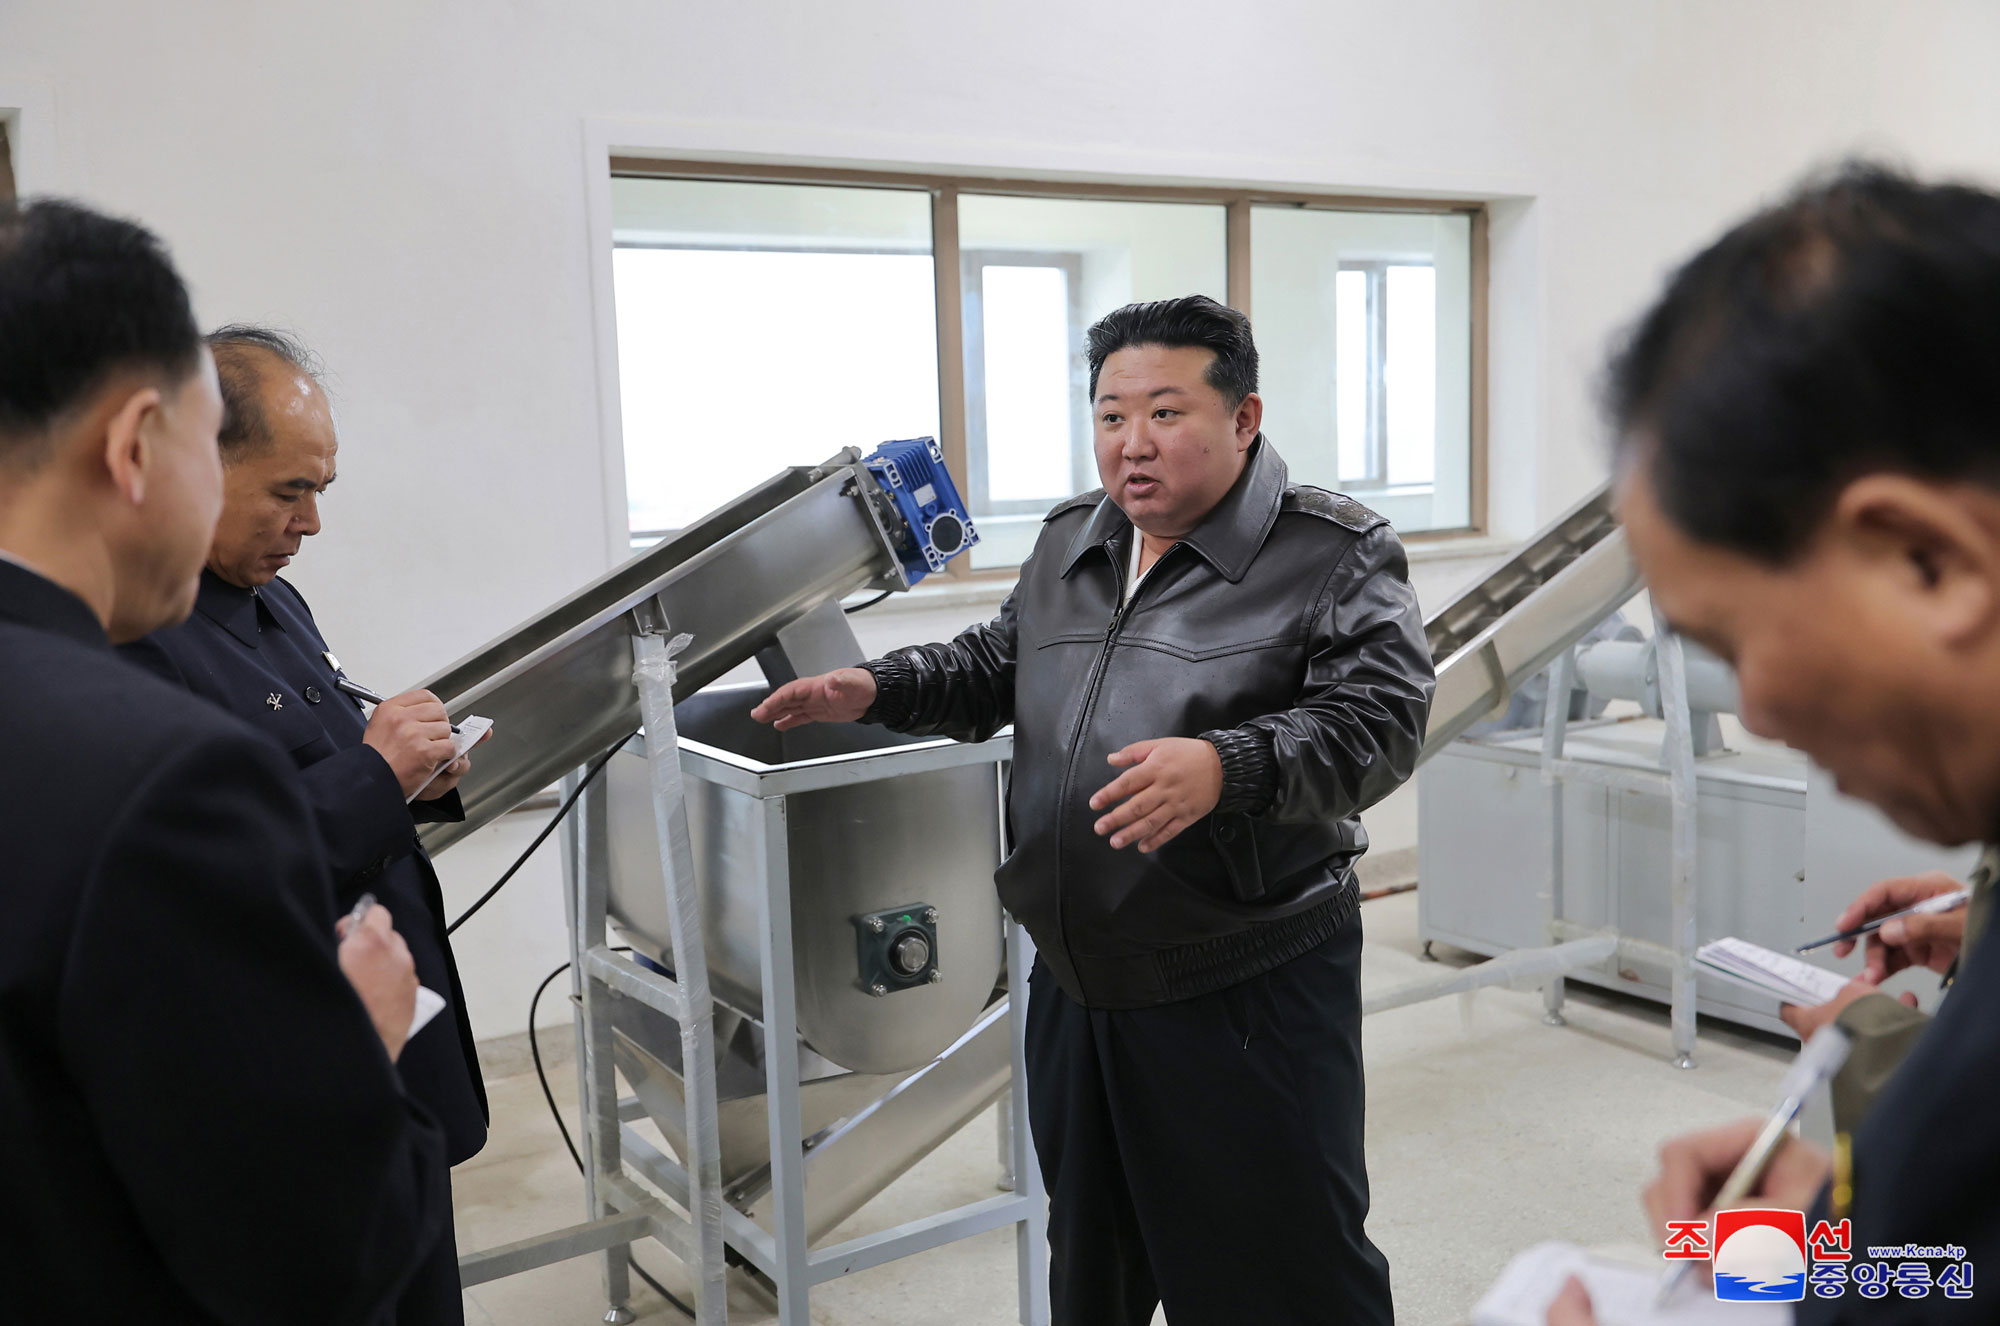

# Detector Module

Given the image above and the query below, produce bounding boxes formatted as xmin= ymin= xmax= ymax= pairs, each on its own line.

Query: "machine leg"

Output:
xmin=755 ymin=796 xmax=813 ymax=1326
xmin=1006 ymin=916 xmax=1050 ymax=1326
xmin=1655 ymin=612 xmax=1701 ymax=1070
xmin=1540 ymin=650 xmax=1576 ymax=1029
xmin=631 ymin=629 xmax=726 ymax=1322
xmin=996 ymin=1094 xmax=1016 ymax=1192
xmin=564 ymin=773 xmax=637 ymax=1319
xmin=1420 ymin=940 xmax=1435 ymax=962
xmin=1542 ymin=977 xmax=1568 ymax=1027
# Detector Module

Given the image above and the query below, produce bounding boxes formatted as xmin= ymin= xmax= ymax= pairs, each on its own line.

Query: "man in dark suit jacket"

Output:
xmin=122 ymin=326 xmax=489 ymax=1326
xmin=0 ymin=198 xmax=448 ymax=1323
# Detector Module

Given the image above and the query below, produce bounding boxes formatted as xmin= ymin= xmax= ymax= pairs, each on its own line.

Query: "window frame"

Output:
xmin=608 ymin=156 xmax=1491 ymax=577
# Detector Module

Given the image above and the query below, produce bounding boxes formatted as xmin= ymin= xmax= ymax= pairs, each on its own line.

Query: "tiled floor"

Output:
xmin=453 ymin=890 xmax=1794 ymax=1324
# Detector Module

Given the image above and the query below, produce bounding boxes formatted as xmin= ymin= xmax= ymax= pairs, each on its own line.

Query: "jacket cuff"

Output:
xmin=860 ymin=654 xmax=920 ymax=730
xmin=411 ymin=787 xmax=466 ymax=826
xmin=1201 ymin=728 xmax=1279 ymax=817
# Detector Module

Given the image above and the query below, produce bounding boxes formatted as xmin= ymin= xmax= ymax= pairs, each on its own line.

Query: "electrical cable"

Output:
xmin=445 ymin=730 xmax=634 ymax=936
xmin=529 ymin=956 xmax=697 ymax=1323
xmin=842 ymin=589 xmax=894 ymax=615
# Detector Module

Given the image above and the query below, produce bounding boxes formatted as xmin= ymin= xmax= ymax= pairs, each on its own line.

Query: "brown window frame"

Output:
xmin=609 ymin=156 xmax=1490 ymax=578
xmin=0 ymin=119 xmax=15 ymax=207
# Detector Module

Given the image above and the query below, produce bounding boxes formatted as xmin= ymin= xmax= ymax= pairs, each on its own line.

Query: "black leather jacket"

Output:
xmin=863 ymin=437 xmax=1434 ymax=1008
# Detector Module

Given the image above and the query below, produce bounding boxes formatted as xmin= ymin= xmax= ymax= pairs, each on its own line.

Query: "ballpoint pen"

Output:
xmin=1796 ymin=887 xmax=1972 ymax=953
xmin=323 ymin=649 xmax=460 ymax=735
xmin=1654 ymin=1025 xmax=1853 ymax=1307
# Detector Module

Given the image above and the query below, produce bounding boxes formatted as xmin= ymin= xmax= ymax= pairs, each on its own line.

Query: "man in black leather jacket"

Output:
xmin=755 ymin=295 xmax=1432 ymax=1324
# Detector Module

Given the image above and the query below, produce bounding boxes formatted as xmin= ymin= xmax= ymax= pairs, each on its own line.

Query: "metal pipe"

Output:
xmin=1573 ymin=638 xmax=1739 ymax=716
xmin=1361 ymin=936 xmax=1619 ymax=1016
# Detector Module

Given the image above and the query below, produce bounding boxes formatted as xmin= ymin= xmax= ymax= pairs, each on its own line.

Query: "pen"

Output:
xmin=342 ymin=891 xmax=377 ymax=938
xmin=324 ymin=650 xmax=460 ymax=736
xmin=1795 ymin=886 xmax=1972 ymax=953
xmin=1653 ymin=1025 xmax=1853 ymax=1307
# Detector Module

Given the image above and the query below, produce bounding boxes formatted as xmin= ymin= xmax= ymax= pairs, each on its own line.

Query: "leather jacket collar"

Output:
xmin=1059 ymin=434 xmax=1288 ymax=586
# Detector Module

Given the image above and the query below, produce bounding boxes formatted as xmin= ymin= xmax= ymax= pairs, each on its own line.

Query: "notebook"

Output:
xmin=1695 ymin=936 xmax=1848 ymax=1006
xmin=407 ymin=714 xmax=494 ymax=803
xmin=1473 ymin=1242 xmax=1789 ymax=1326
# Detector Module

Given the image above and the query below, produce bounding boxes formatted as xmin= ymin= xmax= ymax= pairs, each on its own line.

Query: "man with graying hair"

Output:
xmin=0 ymin=198 xmax=448 ymax=1322
xmin=124 ymin=324 xmax=491 ymax=1326
xmin=1553 ymin=163 xmax=2000 ymax=1324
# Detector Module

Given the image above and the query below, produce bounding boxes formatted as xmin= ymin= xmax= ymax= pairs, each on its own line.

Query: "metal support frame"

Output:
xmin=1387 ymin=617 xmax=1708 ymax=1067
xmin=461 ymin=625 xmax=1050 ymax=1323
xmin=1652 ymin=608 xmax=1702 ymax=1069
xmin=1538 ymin=647 xmax=1576 ymax=1028
xmin=1530 ymin=615 xmax=1704 ymax=1066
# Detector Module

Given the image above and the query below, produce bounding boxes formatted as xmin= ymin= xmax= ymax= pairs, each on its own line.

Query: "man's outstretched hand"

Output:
xmin=1089 ymin=737 xmax=1224 ymax=853
xmin=750 ymin=667 xmax=878 ymax=731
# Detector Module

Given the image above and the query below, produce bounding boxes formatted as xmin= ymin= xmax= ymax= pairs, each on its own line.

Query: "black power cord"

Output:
xmin=842 ymin=589 xmax=894 ymax=615
xmin=530 ymin=957 xmax=698 ymax=1323
xmin=446 ymin=731 xmax=634 ymax=936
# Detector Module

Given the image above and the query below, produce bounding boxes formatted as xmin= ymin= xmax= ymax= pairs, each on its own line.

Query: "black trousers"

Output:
xmin=1025 ymin=921 xmax=1392 ymax=1326
xmin=365 ymin=1177 xmax=463 ymax=1326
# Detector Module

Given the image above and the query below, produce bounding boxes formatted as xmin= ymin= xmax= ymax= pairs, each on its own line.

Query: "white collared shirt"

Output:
xmin=1125 ymin=533 xmax=1156 ymax=606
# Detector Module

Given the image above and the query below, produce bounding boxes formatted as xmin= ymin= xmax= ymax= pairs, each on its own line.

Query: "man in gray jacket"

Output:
xmin=754 ymin=295 xmax=1432 ymax=1324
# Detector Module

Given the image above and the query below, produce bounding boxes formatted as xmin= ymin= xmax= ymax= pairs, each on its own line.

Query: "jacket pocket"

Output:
xmin=1211 ymin=814 xmax=1265 ymax=901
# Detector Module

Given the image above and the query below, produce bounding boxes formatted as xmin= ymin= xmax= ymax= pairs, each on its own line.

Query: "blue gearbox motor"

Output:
xmin=862 ymin=437 xmax=979 ymax=585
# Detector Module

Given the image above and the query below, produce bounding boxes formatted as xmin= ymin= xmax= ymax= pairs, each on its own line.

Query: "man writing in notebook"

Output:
xmin=1554 ymin=164 xmax=2000 ymax=1323
xmin=121 ymin=325 xmax=490 ymax=1326
xmin=1781 ymin=870 xmax=1968 ymax=1132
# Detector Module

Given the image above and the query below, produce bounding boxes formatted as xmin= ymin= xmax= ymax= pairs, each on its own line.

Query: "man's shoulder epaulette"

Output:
xmin=1280 ymin=485 xmax=1387 ymax=535
xmin=1044 ymin=489 xmax=1106 ymax=522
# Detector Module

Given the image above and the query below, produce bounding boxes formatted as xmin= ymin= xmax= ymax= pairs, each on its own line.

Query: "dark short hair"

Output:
xmin=1086 ymin=294 xmax=1259 ymax=407
xmin=207 ymin=324 xmax=325 ymax=461
xmin=1607 ymin=161 xmax=2000 ymax=563
xmin=0 ymin=198 xmax=203 ymax=467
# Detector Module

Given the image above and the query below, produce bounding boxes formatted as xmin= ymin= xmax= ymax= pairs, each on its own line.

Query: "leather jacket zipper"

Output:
xmin=1051 ymin=542 xmax=1165 ymax=1001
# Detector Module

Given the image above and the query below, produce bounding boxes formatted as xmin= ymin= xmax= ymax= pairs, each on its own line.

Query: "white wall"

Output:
xmin=6 ymin=0 xmax=1998 ymax=1038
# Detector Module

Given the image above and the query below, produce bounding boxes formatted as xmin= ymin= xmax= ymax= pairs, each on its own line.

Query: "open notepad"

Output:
xmin=407 ymin=715 xmax=494 ymax=803
xmin=1474 ymin=1242 xmax=1789 ymax=1326
xmin=1695 ymin=936 xmax=1848 ymax=1006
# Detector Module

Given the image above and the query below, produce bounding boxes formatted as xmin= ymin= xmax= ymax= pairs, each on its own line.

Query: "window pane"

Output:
xmin=1251 ymin=208 xmax=1473 ymax=532
xmin=611 ymin=178 xmax=938 ymax=538
xmin=1334 ymin=269 xmax=1371 ymax=484
xmin=981 ymin=265 xmax=1074 ymax=503
xmin=958 ymin=195 xmax=1227 ymax=567
xmin=1385 ymin=265 xmax=1437 ymax=487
